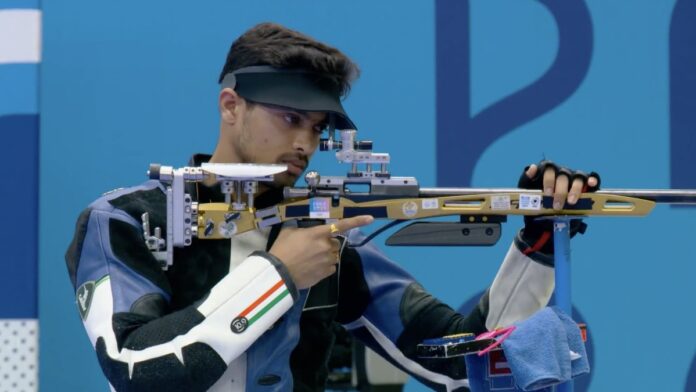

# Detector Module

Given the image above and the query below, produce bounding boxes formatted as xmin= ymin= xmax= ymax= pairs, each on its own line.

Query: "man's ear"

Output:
xmin=219 ymin=88 xmax=243 ymax=125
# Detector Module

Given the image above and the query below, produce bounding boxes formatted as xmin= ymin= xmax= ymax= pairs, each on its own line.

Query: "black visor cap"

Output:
xmin=221 ymin=67 xmax=357 ymax=130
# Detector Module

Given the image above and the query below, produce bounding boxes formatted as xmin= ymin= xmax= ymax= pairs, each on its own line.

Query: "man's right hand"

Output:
xmin=269 ymin=215 xmax=374 ymax=289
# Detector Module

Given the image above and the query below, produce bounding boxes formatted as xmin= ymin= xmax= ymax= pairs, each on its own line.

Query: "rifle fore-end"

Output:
xmin=192 ymin=192 xmax=655 ymax=240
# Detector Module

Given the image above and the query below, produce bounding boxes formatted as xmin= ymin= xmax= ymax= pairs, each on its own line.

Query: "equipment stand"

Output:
xmin=553 ymin=216 xmax=573 ymax=392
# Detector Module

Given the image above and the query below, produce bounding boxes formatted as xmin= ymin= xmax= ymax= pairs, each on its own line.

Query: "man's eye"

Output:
xmin=313 ymin=125 xmax=327 ymax=134
xmin=283 ymin=113 xmax=301 ymax=125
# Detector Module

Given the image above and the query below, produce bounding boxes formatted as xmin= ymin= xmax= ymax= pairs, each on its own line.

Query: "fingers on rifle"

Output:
xmin=568 ymin=178 xmax=585 ymax=205
xmin=330 ymin=238 xmax=341 ymax=252
xmin=331 ymin=215 xmax=374 ymax=234
xmin=553 ymin=175 xmax=569 ymax=210
xmin=573 ymin=170 xmax=600 ymax=192
xmin=543 ymin=166 xmax=556 ymax=196
xmin=525 ymin=164 xmax=538 ymax=179
xmin=588 ymin=176 xmax=598 ymax=188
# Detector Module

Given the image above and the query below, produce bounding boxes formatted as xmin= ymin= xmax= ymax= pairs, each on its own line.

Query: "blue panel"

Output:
xmin=0 ymin=1 xmax=39 ymax=9
xmin=466 ymin=1 xmax=694 ymax=391
xmin=669 ymin=0 xmax=696 ymax=192
xmin=0 ymin=114 xmax=38 ymax=318
xmin=437 ymin=1 xmax=695 ymax=391
xmin=435 ymin=0 xmax=470 ymax=185
xmin=0 ymin=64 xmax=39 ymax=116
xmin=436 ymin=0 xmax=592 ymax=187
xmin=469 ymin=1 xmax=558 ymax=118
xmin=687 ymin=354 xmax=696 ymax=391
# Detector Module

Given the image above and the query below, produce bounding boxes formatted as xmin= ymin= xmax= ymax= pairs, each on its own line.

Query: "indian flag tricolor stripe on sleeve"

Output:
xmin=232 ymin=280 xmax=290 ymax=333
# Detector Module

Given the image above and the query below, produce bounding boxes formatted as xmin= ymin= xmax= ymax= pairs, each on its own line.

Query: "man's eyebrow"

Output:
xmin=291 ymin=109 xmax=328 ymax=127
xmin=267 ymin=104 xmax=308 ymax=117
xmin=264 ymin=104 xmax=328 ymax=127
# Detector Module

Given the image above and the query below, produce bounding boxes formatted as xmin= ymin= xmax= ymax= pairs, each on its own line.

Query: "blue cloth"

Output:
xmin=500 ymin=307 xmax=589 ymax=391
xmin=552 ymin=307 xmax=590 ymax=378
xmin=501 ymin=307 xmax=569 ymax=390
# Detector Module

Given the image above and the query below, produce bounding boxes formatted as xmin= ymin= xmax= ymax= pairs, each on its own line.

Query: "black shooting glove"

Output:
xmin=517 ymin=160 xmax=601 ymax=256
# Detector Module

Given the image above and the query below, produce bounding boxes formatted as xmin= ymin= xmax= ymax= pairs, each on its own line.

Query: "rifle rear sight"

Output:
xmin=319 ymin=129 xmax=390 ymax=178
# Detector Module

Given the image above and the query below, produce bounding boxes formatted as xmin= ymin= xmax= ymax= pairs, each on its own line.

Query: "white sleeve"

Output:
xmin=485 ymin=235 xmax=555 ymax=330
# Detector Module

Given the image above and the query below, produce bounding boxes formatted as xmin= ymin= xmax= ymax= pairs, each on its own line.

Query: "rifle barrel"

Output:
xmin=418 ymin=188 xmax=696 ymax=205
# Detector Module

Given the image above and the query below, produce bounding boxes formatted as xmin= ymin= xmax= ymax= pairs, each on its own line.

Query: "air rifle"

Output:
xmin=144 ymin=129 xmax=696 ymax=269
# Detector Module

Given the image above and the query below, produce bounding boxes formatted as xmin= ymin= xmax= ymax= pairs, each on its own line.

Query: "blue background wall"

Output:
xmin=37 ymin=0 xmax=696 ymax=391
xmin=0 ymin=2 xmax=41 ymax=390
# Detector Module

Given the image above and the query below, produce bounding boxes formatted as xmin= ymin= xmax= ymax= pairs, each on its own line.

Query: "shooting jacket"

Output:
xmin=66 ymin=154 xmax=555 ymax=392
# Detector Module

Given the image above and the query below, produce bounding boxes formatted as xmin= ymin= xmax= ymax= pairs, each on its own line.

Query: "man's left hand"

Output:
xmin=517 ymin=160 xmax=601 ymax=256
xmin=520 ymin=161 xmax=601 ymax=210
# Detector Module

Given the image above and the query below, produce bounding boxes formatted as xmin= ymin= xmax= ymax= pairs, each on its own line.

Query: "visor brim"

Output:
xmin=221 ymin=69 xmax=356 ymax=130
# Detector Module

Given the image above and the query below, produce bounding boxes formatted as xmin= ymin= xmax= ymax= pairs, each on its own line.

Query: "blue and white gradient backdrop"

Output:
xmin=37 ymin=1 xmax=696 ymax=391
xmin=0 ymin=1 xmax=41 ymax=391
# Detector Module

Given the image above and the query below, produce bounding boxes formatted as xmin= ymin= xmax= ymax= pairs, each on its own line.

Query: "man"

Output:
xmin=66 ymin=23 xmax=598 ymax=391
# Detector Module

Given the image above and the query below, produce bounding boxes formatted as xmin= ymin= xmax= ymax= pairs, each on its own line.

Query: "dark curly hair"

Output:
xmin=218 ymin=23 xmax=360 ymax=98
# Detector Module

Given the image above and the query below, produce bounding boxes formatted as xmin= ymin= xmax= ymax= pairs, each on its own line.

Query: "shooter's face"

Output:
xmin=229 ymin=101 xmax=328 ymax=188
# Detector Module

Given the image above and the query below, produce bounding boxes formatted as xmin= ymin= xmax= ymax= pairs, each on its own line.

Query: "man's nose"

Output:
xmin=292 ymin=128 xmax=317 ymax=153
